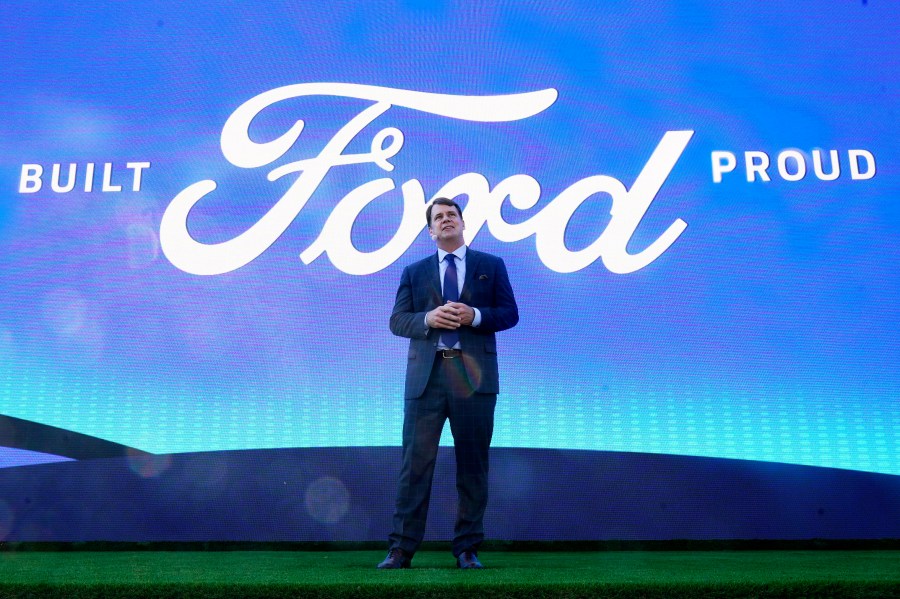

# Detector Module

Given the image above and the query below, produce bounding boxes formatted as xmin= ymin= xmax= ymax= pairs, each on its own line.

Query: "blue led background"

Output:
xmin=0 ymin=0 xmax=897 ymax=541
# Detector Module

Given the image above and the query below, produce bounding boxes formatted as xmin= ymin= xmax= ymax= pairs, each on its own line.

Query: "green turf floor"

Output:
xmin=0 ymin=550 xmax=897 ymax=598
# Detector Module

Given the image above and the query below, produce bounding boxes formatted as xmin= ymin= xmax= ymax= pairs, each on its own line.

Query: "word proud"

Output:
xmin=160 ymin=83 xmax=692 ymax=276
xmin=711 ymin=149 xmax=875 ymax=183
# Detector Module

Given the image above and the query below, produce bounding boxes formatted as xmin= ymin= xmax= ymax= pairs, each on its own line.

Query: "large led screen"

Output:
xmin=0 ymin=1 xmax=897 ymax=542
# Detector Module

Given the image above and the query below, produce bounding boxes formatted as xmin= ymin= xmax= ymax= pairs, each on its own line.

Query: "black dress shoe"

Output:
xmin=377 ymin=547 xmax=412 ymax=569
xmin=457 ymin=550 xmax=483 ymax=569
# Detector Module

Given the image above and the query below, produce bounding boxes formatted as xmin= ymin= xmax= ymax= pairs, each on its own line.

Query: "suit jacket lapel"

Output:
xmin=429 ymin=252 xmax=442 ymax=303
xmin=460 ymin=249 xmax=480 ymax=303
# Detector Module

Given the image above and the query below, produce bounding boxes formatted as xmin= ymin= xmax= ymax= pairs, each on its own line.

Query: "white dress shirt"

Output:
xmin=428 ymin=245 xmax=481 ymax=349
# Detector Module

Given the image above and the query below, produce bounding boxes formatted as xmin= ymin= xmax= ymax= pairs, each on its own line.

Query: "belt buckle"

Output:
xmin=441 ymin=349 xmax=460 ymax=359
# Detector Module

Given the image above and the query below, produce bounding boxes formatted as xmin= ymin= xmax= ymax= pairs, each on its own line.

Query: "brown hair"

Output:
xmin=426 ymin=197 xmax=463 ymax=226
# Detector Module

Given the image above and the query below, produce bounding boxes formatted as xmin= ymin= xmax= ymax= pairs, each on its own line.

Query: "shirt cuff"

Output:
xmin=472 ymin=307 xmax=482 ymax=327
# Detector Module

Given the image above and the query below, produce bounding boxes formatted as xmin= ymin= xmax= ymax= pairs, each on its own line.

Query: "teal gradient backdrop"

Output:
xmin=0 ymin=1 xmax=897 ymax=477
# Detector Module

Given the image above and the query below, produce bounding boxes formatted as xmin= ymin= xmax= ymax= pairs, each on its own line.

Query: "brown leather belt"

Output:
xmin=438 ymin=349 xmax=462 ymax=359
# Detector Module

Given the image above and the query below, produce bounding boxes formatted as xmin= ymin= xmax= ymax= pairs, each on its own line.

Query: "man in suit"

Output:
xmin=378 ymin=197 xmax=519 ymax=570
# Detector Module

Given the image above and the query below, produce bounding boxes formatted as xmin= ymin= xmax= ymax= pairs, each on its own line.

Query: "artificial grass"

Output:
xmin=0 ymin=550 xmax=897 ymax=598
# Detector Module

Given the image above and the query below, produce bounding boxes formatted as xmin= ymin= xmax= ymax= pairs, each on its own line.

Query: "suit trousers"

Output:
xmin=389 ymin=353 xmax=497 ymax=557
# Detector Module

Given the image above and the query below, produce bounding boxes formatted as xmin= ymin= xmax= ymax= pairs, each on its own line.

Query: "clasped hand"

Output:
xmin=427 ymin=302 xmax=474 ymax=329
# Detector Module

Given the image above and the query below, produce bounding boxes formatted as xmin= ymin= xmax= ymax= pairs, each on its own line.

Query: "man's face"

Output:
xmin=429 ymin=204 xmax=465 ymax=248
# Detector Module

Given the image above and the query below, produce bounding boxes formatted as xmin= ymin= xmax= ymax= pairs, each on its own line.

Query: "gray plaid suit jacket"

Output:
xmin=389 ymin=249 xmax=519 ymax=399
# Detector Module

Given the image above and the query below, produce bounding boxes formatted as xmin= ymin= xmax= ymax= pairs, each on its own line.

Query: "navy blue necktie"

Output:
xmin=441 ymin=253 xmax=459 ymax=348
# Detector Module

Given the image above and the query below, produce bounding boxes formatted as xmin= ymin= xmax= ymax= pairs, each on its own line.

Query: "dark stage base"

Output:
xmin=0 ymin=446 xmax=898 ymax=542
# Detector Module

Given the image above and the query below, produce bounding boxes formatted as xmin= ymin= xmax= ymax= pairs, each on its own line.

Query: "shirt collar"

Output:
xmin=437 ymin=245 xmax=467 ymax=262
